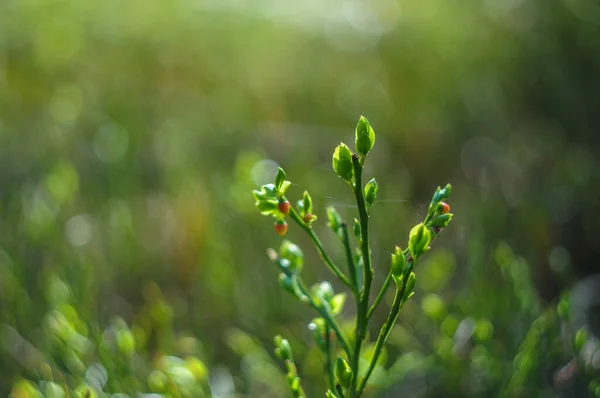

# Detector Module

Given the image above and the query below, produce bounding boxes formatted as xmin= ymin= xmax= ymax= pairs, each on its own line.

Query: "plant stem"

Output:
xmin=366 ymin=272 xmax=392 ymax=321
xmin=349 ymin=154 xmax=373 ymax=397
xmin=325 ymin=323 xmax=335 ymax=393
xmin=341 ymin=222 xmax=358 ymax=295
xmin=357 ymin=274 xmax=409 ymax=396
xmin=297 ymin=279 xmax=353 ymax=358
xmin=289 ymin=208 xmax=353 ymax=289
xmin=357 ymin=228 xmax=446 ymax=395
xmin=367 ymin=223 xmax=446 ymax=321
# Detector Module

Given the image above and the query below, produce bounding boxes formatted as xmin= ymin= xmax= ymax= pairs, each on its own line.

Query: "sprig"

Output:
xmin=253 ymin=115 xmax=454 ymax=398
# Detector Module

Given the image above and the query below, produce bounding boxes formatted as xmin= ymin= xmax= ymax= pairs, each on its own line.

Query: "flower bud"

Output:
xmin=364 ymin=178 xmax=378 ymax=209
xmin=438 ymin=201 xmax=451 ymax=214
xmin=147 ymin=370 xmax=168 ymax=392
xmin=334 ymin=356 xmax=353 ymax=389
xmin=326 ymin=207 xmax=343 ymax=238
xmin=278 ymin=198 xmax=291 ymax=215
xmin=332 ymin=143 xmax=354 ymax=182
xmin=391 ymin=246 xmax=407 ymax=286
xmin=408 ymin=223 xmax=432 ymax=259
xmin=279 ymin=240 xmax=304 ymax=273
xmin=274 ymin=219 xmax=288 ymax=236
xmin=274 ymin=335 xmax=293 ymax=361
xmin=402 ymin=272 xmax=416 ymax=302
xmin=355 ymin=116 xmax=376 ymax=157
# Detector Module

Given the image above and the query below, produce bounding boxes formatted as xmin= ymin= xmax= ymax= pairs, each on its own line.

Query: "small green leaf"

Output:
xmin=432 ymin=183 xmax=452 ymax=205
xmin=255 ymin=199 xmax=278 ymax=216
xmin=329 ymin=293 xmax=347 ymax=315
xmin=402 ymin=272 xmax=416 ymax=302
xmin=430 ymin=213 xmax=453 ymax=228
xmin=326 ymin=207 xmax=343 ymax=238
xmin=332 ymin=143 xmax=354 ymax=183
xmin=364 ymin=178 xmax=378 ymax=209
xmin=279 ymin=180 xmax=292 ymax=195
xmin=355 ymin=116 xmax=376 ymax=157
xmin=274 ymin=167 xmax=286 ymax=191
xmin=302 ymin=191 xmax=313 ymax=215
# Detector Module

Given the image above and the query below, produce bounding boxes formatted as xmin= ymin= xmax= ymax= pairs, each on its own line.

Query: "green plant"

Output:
xmin=253 ymin=116 xmax=454 ymax=397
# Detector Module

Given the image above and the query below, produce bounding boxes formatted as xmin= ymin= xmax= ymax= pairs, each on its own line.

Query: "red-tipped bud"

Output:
xmin=439 ymin=202 xmax=451 ymax=214
xmin=278 ymin=198 xmax=291 ymax=215
xmin=303 ymin=213 xmax=313 ymax=223
xmin=274 ymin=220 xmax=288 ymax=236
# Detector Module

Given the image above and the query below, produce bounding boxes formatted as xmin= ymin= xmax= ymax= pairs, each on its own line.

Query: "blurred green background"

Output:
xmin=1 ymin=0 xmax=600 ymax=396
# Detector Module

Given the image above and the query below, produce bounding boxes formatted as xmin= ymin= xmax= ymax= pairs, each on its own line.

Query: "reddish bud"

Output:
xmin=303 ymin=213 xmax=313 ymax=223
xmin=274 ymin=220 xmax=288 ymax=236
xmin=439 ymin=202 xmax=451 ymax=214
xmin=278 ymin=199 xmax=291 ymax=215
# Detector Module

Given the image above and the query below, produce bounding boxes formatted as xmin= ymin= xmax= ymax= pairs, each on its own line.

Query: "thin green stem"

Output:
xmin=357 ymin=275 xmax=408 ymax=396
xmin=289 ymin=208 xmax=353 ymax=289
xmin=366 ymin=272 xmax=392 ymax=321
xmin=367 ymin=224 xmax=446 ymax=321
xmin=349 ymin=155 xmax=373 ymax=397
xmin=358 ymin=228 xmax=446 ymax=395
xmin=325 ymin=323 xmax=335 ymax=393
xmin=341 ymin=222 xmax=358 ymax=295
xmin=336 ymin=384 xmax=346 ymax=398
xmin=297 ymin=279 xmax=353 ymax=358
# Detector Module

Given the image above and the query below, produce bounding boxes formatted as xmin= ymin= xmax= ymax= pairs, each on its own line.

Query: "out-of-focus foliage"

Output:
xmin=1 ymin=0 xmax=600 ymax=396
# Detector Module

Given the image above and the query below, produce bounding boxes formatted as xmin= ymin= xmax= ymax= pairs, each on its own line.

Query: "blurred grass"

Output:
xmin=1 ymin=0 xmax=600 ymax=396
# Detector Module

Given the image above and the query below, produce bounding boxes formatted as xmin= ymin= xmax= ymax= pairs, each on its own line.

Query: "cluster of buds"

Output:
xmin=253 ymin=168 xmax=317 ymax=237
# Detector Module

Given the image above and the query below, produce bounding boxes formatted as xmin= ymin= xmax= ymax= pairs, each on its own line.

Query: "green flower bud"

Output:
xmin=279 ymin=240 xmax=304 ymax=273
xmin=308 ymin=318 xmax=327 ymax=349
xmin=329 ymin=293 xmax=347 ymax=315
xmin=353 ymin=218 xmax=361 ymax=241
xmin=326 ymin=207 xmax=344 ymax=238
xmin=44 ymin=382 xmax=66 ymax=398
xmin=147 ymin=370 xmax=168 ymax=392
xmin=313 ymin=281 xmax=335 ymax=303
xmin=185 ymin=357 xmax=208 ymax=382
xmin=116 ymin=328 xmax=135 ymax=356
xmin=326 ymin=390 xmax=339 ymax=398
xmin=332 ymin=143 xmax=354 ymax=182
xmin=355 ymin=116 xmax=376 ymax=157
xmin=364 ymin=178 xmax=378 ymax=209
xmin=302 ymin=191 xmax=313 ymax=215
xmin=334 ymin=356 xmax=353 ymax=389
xmin=432 ymin=183 xmax=452 ymax=204
xmin=402 ymin=272 xmax=416 ymax=302
xmin=409 ymin=223 xmax=432 ymax=259
xmin=274 ymin=335 xmax=293 ymax=361
xmin=391 ymin=246 xmax=407 ymax=286
xmin=74 ymin=384 xmax=97 ymax=398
